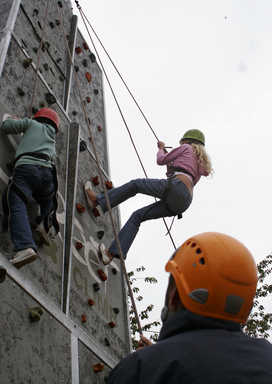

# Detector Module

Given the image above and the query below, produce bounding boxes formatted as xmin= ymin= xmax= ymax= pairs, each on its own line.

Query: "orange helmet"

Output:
xmin=166 ymin=232 xmax=258 ymax=324
xmin=34 ymin=108 xmax=60 ymax=132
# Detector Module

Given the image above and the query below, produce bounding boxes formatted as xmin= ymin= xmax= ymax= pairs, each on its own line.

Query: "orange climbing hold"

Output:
xmin=88 ymin=298 xmax=95 ymax=306
xmin=75 ymin=241 xmax=83 ymax=250
xmin=81 ymin=314 xmax=87 ymax=323
xmin=76 ymin=203 xmax=85 ymax=213
xmin=83 ymin=42 xmax=89 ymax=50
xmin=97 ymin=269 xmax=107 ymax=282
xmin=91 ymin=176 xmax=99 ymax=186
xmin=105 ymin=181 xmax=113 ymax=190
xmin=93 ymin=363 xmax=104 ymax=373
xmin=85 ymin=72 xmax=92 ymax=82
xmin=108 ymin=321 xmax=116 ymax=328
xmin=92 ymin=207 xmax=101 ymax=218
xmin=75 ymin=46 xmax=82 ymax=54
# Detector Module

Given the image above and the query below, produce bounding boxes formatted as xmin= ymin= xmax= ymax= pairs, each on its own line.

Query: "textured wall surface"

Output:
xmin=0 ymin=1 xmax=130 ymax=382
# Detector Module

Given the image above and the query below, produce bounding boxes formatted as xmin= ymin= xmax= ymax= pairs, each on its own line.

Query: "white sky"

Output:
xmin=75 ymin=0 xmax=272 ymax=333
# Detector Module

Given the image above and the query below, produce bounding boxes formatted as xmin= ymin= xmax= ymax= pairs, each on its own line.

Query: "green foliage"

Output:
xmin=243 ymin=254 xmax=272 ymax=338
xmin=128 ymin=266 xmax=160 ymax=350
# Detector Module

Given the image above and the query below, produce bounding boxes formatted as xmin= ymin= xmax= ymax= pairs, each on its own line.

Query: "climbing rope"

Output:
xmin=29 ymin=0 xmax=51 ymax=117
xmin=75 ymin=1 xmax=177 ymax=251
xmin=56 ymin=4 xmax=143 ymax=336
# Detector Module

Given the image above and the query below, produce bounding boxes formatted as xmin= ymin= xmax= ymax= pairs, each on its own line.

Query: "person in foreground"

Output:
xmin=108 ymin=232 xmax=272 ymax=384
xmin=85 ymin=129 xmax=212 ymax=264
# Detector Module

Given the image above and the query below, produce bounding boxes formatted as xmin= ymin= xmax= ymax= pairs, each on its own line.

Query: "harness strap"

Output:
xmin=13 ymin=152 xmax=52 ymax=167
xmin=168 ymin=166 xmax=194 ymax=181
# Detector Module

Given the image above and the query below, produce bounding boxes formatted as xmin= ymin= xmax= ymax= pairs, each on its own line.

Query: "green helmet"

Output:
xmin=181 ymin=129 xmax=205 ymax=145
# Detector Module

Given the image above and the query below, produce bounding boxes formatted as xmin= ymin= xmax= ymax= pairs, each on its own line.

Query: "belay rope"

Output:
xmin=57 ymin=3 xmax=144 ymax=335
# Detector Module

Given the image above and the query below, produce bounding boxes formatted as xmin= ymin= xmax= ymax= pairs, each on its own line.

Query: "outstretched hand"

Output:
xmin=157 ymin=141 xmax=165 ymax=149
xmin=136 ymin=335 xmax=153 ymax=350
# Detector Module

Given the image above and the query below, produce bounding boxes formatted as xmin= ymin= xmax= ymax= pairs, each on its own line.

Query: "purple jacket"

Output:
xmin=157 ymin=143 xmax=208 ymax=185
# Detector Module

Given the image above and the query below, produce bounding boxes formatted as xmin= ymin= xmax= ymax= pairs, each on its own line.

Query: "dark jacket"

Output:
xmin=108 ymin=310 xmax=272 ymax=383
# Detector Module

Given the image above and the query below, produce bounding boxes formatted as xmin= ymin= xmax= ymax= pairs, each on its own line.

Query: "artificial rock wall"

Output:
xmin=0 ymin=1 xmax=130 ymax=383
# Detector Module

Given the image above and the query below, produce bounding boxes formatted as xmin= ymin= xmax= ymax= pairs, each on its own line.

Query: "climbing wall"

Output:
xmin=0 ymin=1 xmax=130 ymax=383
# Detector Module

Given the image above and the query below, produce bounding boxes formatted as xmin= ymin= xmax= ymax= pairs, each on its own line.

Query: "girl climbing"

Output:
xmin=84 ymin=129 xmax=212 ymax=265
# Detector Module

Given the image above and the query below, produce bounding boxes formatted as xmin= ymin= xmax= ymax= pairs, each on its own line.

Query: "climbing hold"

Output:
xmin=59 ymin=75 xmax=65 ymax=82
xmin=56 ymin=58 xmax=62 ymax=63
xmin=86 ymin=96 xmax=91 ymax=103
xmin=85 ymin=72 xmax=92 ymax=83
xmin=82 ymin=59 xmax=88 ymax=68
xmin=113 ymin=307 xmax=120 ymax=315
xmin=39 ymin=102 xmax=45 ymax=108
xmin=74 ymin=66 xmax=79 ymax=72
xmin=92 ymin=208 xmax=100 ymax=218
xmin=97 ymin=230 xmax=104 ymax=240
xmin=90 ymin=53 xmax=96 ymax=63
xmin=32 ymin=107 xmax=38 ymax=115
xmin=88 ymin=298 xmax=95 ymax=306
xmin=104 ymin=338 xmax=110 ymax=347
xmin=105 ymin=181 xmax=113 ymax=190
xmin=76 ymin=203 xmax=85 ymax=214
xmin=23 ymin=58 xmax=32 ymax=68
xmin=49 ymin=21 xmax=55 ymax=29
xmin=33 ymin=47 xmax=38 ymax=54
xmin=75 ymin=46 xmax=82 ymax=55
xmin=56 ymin=19 xmax=60 ymax=26
xmin=97 ymin=269 xmax=107 ymax=282
xmin=43 ymin=63 xmax=49 ymax=71
xmin=45 ymin=93 xmax=56 ymax=105
xmin=91 ymin=176 xmax=100 ymax=186
xmin=97 ymin=125 xmax=102 ymax=132
xmin=93 ymin=363 xmax=104 ymax=373
xmin=108 ymin=321 xmax=116 ymax=328
xmin=29 ymin=307 xmax=43 ymax=322
xmin=17 ymin=87 xmax=25 ymax=97
xmin=41 ymin=41 xmax=50 ymax=52
xmin=72 ymin=110 xmax=77 ymax=116
xmin=112 ymin=268 xmax=117 ymax=275
xmin=57 ymin=1 xmax=63 ymax=8
xmin=79 ymin=140 xmax=87 ymax=152
xmin=81 ymin=314 xmax=87 ymax=323
xmin=83 ymin=42 xmax=89 ymax=50
xmin=0 ymin=267 xmax=6 ymax=284
xmin=75 ymin=241 xmax=83 ymax=250
xmin=93 ymin=89 xmax=99 ymax=95
xmin=33 ymin=9 xmax=39 ymax=16
xmin=93 ymin=282 xmax=100 ymax=292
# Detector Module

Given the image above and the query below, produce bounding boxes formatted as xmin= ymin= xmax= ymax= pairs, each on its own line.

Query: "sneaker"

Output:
xmin=11 ymin=248 xmax=37 ymax=269
xmin=98 ymin=244 xmax=118 ymax=266
xmin=84 ymin=181 xmax=103 ymax=217
xmin=36 ymin=222 xmax=54 ymax=245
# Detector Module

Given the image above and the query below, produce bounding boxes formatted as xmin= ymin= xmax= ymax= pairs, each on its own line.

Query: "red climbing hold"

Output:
xmin=97 ymin=269 xmax=107 ymax=282
xmin=86 ymin=96 xmax=91 ymax=103
xmin=88 ymin=298 xmax=95 ymax=306
xmin=83 ymin=42 xmax=89 ymax=50
xmin=76 ymin=203 xmax=85 ymax=213
xmin=81 ymin=314 xmax=87 ymax=323
xmin=108 ymin=321 xmax=116 ymax=328
xmin=93 ymin=363 xmax=104 ymax=373
xmin=97 ymin=125 xmax=102 ymax=132
xmin=92 ymin=207 xmax=101 ymax=218
xmin=91 ymin=176 xmax=99 ymax=186
xmin=75 ymin=46 xmax=82 ymax=54
xmin=85 ymin=72 xmax=92 ymax=83
xmin=105 ymin=181 xmax=113 ymax=190
xmin=75 ymin=241 xmax=83 ymax=250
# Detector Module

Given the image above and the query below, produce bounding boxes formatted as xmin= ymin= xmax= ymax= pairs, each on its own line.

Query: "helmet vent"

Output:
xmin=199 ymin=257 xmax=205 ymax=265
xmin=224 ymin=295 xmax=244 ymax=315
xmin=196 ymin=248 xmax=202 ymax=254
xmin=189 ymin=289 xmax=208 ymax=304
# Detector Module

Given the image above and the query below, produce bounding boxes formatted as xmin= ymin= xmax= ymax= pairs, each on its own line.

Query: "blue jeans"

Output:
xmin=97 ymin=178 xmax=192 ymax=258
xmin=8 ymin=165 xmax=55 ymax=252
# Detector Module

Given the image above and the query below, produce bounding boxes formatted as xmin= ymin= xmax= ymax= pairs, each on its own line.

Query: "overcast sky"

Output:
xmin=75 ymin=0 xmax=272 ymax=334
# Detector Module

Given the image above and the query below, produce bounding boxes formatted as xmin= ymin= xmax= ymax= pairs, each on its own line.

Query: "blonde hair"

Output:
xmin=191 ymin=143 xmax=213 ymax=175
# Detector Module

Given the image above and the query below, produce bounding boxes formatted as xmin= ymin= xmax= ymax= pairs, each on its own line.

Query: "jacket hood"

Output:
xmin=158 ymin=309 xmax=241 ymax=341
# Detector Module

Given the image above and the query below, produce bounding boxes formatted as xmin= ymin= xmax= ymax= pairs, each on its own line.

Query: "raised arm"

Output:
xmin=1 ymin=117 xmax=30 ymax=135
xmin=157 ymin=143 xmax=184 ymax=166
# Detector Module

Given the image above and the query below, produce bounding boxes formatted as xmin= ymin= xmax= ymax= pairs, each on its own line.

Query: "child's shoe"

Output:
xmin=11 ymin=248 xmax=37 ymax=269
xmin=84 ymin=181 xmax=104 ymax=217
